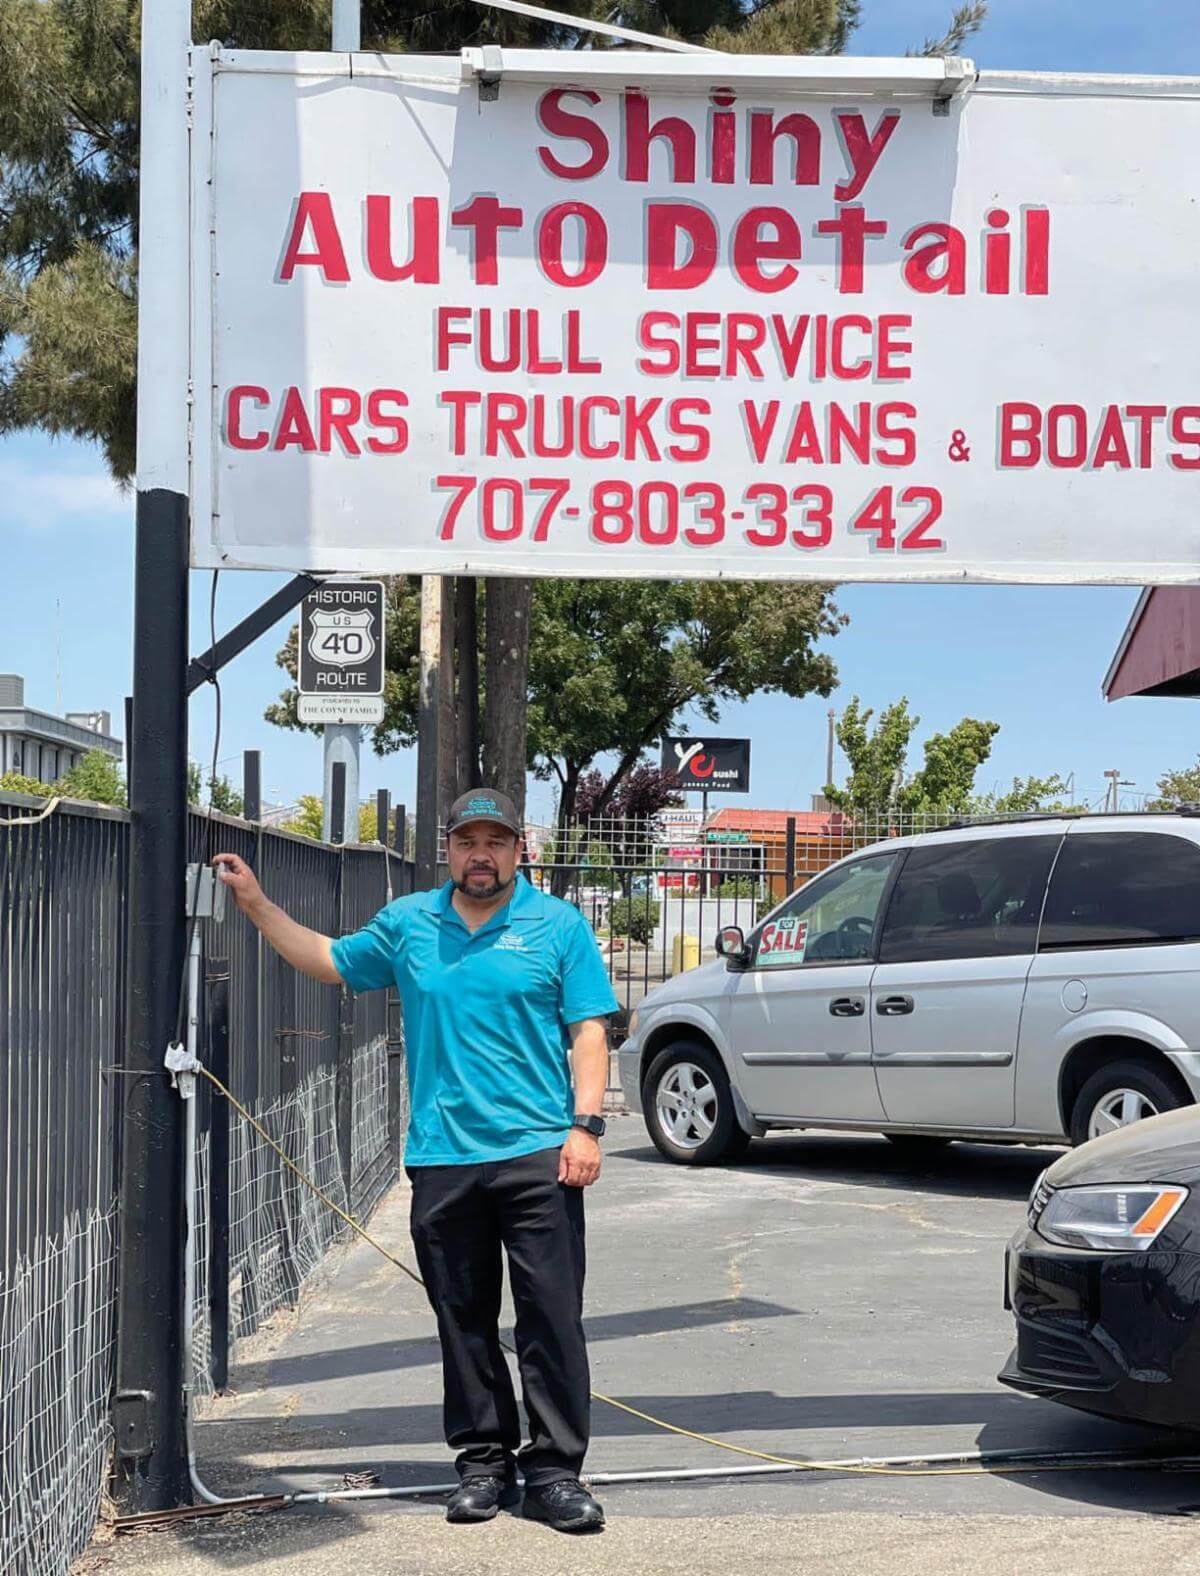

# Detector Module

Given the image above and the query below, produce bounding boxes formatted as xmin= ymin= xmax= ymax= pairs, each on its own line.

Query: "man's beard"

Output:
xmin=455 ymin=867 xmax=514 ymax=901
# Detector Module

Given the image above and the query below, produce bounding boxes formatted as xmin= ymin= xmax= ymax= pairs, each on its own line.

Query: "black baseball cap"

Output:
xmin=445 ymin=789 xmax=523 ymax=838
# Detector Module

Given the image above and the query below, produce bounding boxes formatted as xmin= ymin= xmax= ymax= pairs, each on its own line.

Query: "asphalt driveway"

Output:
xmin=82 ymin=1115 xmax=1200 ymax=1574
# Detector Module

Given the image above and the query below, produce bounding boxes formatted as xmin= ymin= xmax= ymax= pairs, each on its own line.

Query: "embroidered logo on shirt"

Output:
xmin=494 ymin=932 xmax=529 ymax=952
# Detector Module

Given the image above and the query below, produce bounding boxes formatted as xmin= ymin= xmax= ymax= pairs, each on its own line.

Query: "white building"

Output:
xmin=0 ymin=674 xmax=122 ymax=783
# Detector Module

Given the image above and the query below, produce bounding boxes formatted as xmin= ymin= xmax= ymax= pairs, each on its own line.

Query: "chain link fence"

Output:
xmin=0 ymin=793 xmax=411 ymax=1575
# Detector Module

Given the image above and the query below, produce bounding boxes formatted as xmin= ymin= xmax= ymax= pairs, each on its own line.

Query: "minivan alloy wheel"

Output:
xmin=655 ymin=1062 xmax=718 ymax=1150
xmin=1088 ymin=1087 xmax=1160 ymax=1139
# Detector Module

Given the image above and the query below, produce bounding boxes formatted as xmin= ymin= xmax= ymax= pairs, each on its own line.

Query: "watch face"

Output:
xmin=575 ymin=1115 xmax=605 ymax=1136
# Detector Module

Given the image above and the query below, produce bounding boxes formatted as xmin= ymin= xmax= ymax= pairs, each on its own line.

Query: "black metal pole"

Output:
xmin=330 ymin=761 xmax=347 ymax=846
xmin=785 ymin=815 xmax=797 ymax=897
xmin=376 ymin=788 xmax=390 ymax=846
xmin=112 ymin=490 xmax=190 ymax=1510
xmin=394 ymin=801 xmax=407 ymax=865
xmin=243 ymin=749 xmax=261 ymax=823
xmin=205 ymin=956 xmax=231 ymax=1392
xmin=124 ymin=694 xmax=134 ymax=794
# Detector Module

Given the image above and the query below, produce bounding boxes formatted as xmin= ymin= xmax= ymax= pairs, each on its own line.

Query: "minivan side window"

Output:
xmin=1039 ymin=831 xmax=1200 ymax=950
xmin=750 ymin=854 xmax=897 ymax=969
xmin=879 ymin=836 xmax=1060 ymax=964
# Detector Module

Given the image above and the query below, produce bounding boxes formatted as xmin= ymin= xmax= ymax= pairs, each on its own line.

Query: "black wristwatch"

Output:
xmin=572 ymin=1113 xmax=606 ymax=1138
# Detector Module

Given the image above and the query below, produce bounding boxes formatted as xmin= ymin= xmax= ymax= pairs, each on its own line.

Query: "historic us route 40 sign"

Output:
xmin=298 ymin=581 xmax=386 ymax=724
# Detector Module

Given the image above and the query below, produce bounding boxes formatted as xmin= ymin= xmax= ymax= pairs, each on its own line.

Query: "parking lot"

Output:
xmin=87 ymin=1115 xmax=1200 ymax=1575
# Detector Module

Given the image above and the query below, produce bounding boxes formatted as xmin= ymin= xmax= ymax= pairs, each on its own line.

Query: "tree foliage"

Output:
xmin=279 ymin=792 xmax=381 ymax=841
xmin=826 ymin=697 xmax=1067 ymax=818
xmin=1148 ymin=758 xmax=1200 ymax=812
xmin=187 ymin=759 xmax=244 ymax=814
xmin=0 ymin=747 xmax=127 ymax=805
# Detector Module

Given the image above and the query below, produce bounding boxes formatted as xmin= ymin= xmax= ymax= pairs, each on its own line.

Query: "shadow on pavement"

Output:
xmin=230 ymin=1297 xmax=799 ymax=1390
xmin=610 ymin=1132 xmax=1060 ymax=1204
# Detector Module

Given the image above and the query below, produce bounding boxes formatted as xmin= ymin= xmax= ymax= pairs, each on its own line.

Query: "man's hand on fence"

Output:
xmin=213 ymin=852 xmax=266 ymax=916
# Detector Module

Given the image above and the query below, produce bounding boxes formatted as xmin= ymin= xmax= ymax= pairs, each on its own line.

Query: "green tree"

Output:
xmin=529 ymin=580 xmax=841 ymax=831
xmin=1 ymin=749 xmax=127 ymax=806
xmin=0 ymin=770 xmax=56 ymax=797
xmin=1148 ymin=759 xmax=1200 ymax=811
xmin=828 ymin=696 xmax=1070 ymax=818
xmin=186 ymin=759 xmax=244 ymax=814
xmin=971 ymin=774 xmax=1075 ymax=816
xmin=279 ymin=793 xmax=382 ymax=841
xmin=57 ymin=748 xmax=127 ymax=805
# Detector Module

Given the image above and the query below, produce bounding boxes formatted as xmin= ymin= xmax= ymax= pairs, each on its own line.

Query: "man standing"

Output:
xmin=213 ymin=788 xmax=617 ymax=1534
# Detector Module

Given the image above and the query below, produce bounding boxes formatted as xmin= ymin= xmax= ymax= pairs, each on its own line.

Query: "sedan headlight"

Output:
xmin=1036 ymin=1184 xmax=1188 ymax=1252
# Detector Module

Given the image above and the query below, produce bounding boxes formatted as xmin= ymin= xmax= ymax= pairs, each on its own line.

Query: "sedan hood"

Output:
xmin=1047 ymin=1104 xmax=1200 ymax=1189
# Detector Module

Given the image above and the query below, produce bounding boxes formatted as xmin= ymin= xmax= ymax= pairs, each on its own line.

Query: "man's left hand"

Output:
xmin=558 ymin=1129 xmax=601 ymax=1188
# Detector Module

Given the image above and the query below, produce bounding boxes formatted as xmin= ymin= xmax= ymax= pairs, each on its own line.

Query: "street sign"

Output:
xmin=663 ymin=737 xmax=751 ymax=794
xmin=190 ymin=51 xmax=1200 ymax=584
xmin=297 ymin=580 xmax=386 ymax=724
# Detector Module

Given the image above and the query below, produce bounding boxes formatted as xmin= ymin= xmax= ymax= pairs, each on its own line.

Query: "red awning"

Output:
xmin=1104 ymin=588 xmax=1200 ymax=701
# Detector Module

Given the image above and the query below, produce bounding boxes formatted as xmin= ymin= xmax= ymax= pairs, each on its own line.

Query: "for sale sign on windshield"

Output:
xmin=191 ymin=50 xmax=1200 ymax=582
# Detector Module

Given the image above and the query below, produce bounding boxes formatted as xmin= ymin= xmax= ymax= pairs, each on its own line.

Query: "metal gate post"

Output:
xmin=205 ymin=955 xmax=232 ymax=1392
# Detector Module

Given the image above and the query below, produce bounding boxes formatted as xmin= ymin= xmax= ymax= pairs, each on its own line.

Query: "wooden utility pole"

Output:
xmin=455 ymin=577 xmax=481 ymax=792
xmin=438 ymin=577 xmax=458 ymax=837
xmin=483 ymin=577 xmax=532 ymax=820
xmin=416 ymin=577 xmax=442 ymax=889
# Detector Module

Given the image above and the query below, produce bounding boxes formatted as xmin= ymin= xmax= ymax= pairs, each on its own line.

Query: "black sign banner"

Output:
xmin=662 ymin=737 xmax=751 ymax=794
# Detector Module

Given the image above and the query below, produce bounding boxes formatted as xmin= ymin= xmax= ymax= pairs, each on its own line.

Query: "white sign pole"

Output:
xmin=331 ymin=0 xmax=361 ymax=52
xmin=322 ymin=724 xmax=362 ymax=842
xmin=321 ymin=0 xmax=362 ymax=845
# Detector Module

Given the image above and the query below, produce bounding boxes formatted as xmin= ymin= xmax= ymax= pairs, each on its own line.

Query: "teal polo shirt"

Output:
xmin=330 ymin=875 xmax=619 ymax=1167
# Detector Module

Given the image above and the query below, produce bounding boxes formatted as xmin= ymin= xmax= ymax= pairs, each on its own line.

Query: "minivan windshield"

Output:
xmin=750 ymin=854 xmax=897 ymax=968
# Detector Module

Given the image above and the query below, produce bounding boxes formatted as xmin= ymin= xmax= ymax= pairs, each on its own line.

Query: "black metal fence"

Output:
xmin=0 ymin=792 xmax=412 ymax=1576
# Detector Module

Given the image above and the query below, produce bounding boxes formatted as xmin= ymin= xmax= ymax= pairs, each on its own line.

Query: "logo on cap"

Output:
xmin=467 ymin=796 xmax=499 ymax=815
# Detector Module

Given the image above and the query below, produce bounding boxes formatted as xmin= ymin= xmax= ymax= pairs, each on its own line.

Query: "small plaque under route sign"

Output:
xmin=298 ymin=580 xmax=385 ymax=725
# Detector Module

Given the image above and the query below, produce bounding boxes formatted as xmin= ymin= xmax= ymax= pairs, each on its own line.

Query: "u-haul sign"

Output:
xmin=190 ymin=50 xmax=1200 ymax=583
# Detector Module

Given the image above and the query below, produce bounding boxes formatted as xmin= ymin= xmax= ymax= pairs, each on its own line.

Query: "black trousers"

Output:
xmin=408 ymin=1145 xmax=589 ymax=1486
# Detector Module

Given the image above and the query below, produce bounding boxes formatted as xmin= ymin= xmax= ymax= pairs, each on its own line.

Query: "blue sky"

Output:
xmin=2 ymin=0 xmax=1198 ymax=824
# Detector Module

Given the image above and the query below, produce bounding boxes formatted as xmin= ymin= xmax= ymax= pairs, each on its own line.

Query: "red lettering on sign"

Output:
xmin=536 ymin=89 xmax=608 ymax=179
xmin=278 ymin=193 xmax=350 ymax=283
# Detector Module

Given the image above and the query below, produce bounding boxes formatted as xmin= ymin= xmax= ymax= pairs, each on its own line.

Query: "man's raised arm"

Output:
xmin=213 ymin=852 xmax=343 ymax=985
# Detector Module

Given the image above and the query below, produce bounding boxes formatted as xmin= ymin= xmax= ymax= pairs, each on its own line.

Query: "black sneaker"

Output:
xmin=522 ymin=1478 xmax=605 ymax=1533
xmin=446 ymin=1473 xmax=520 ymax=1523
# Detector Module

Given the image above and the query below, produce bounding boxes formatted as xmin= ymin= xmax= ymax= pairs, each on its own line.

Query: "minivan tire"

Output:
xmin=643 ymin=1041 xmax=752 ymax=1166
xmin=1069 ymin=1059 xmax=1188 ymax=1147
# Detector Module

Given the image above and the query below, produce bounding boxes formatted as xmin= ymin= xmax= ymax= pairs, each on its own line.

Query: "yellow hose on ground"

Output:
xmin=196 ymin=1065 xmax=1165 ymax=1482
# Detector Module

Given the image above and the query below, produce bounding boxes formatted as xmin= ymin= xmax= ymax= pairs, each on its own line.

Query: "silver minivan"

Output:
xmin=620 ymin=814 xmax=1200 ymax=1164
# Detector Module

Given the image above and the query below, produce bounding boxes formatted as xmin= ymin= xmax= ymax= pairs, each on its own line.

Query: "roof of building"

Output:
xmin=708 ymin=807 xmax=846 ymax=835
xmin=1104 ymin=587 xmax=1200 ymax=702
xmin=0 ymin=706 xmax=122 ymax=755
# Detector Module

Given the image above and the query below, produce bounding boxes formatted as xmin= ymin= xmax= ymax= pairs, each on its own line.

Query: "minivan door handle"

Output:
xmin=829 ymin=997 xmax=865 ymax=1018
xmin=877 ymin=995 xmax=914 ymax=1017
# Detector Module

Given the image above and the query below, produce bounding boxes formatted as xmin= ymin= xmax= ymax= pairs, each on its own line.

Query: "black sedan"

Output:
xmin=1001 ymin=1104 xmax=1200 ymax=1431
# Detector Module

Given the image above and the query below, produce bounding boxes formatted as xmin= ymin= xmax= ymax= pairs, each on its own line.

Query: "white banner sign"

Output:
xmin=191 ymin=51 xmax=1200 ymax=582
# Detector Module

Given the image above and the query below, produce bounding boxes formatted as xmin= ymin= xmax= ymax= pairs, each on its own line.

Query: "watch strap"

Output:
xmin=572 ymin=1113 xmax=606 ymax=1138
